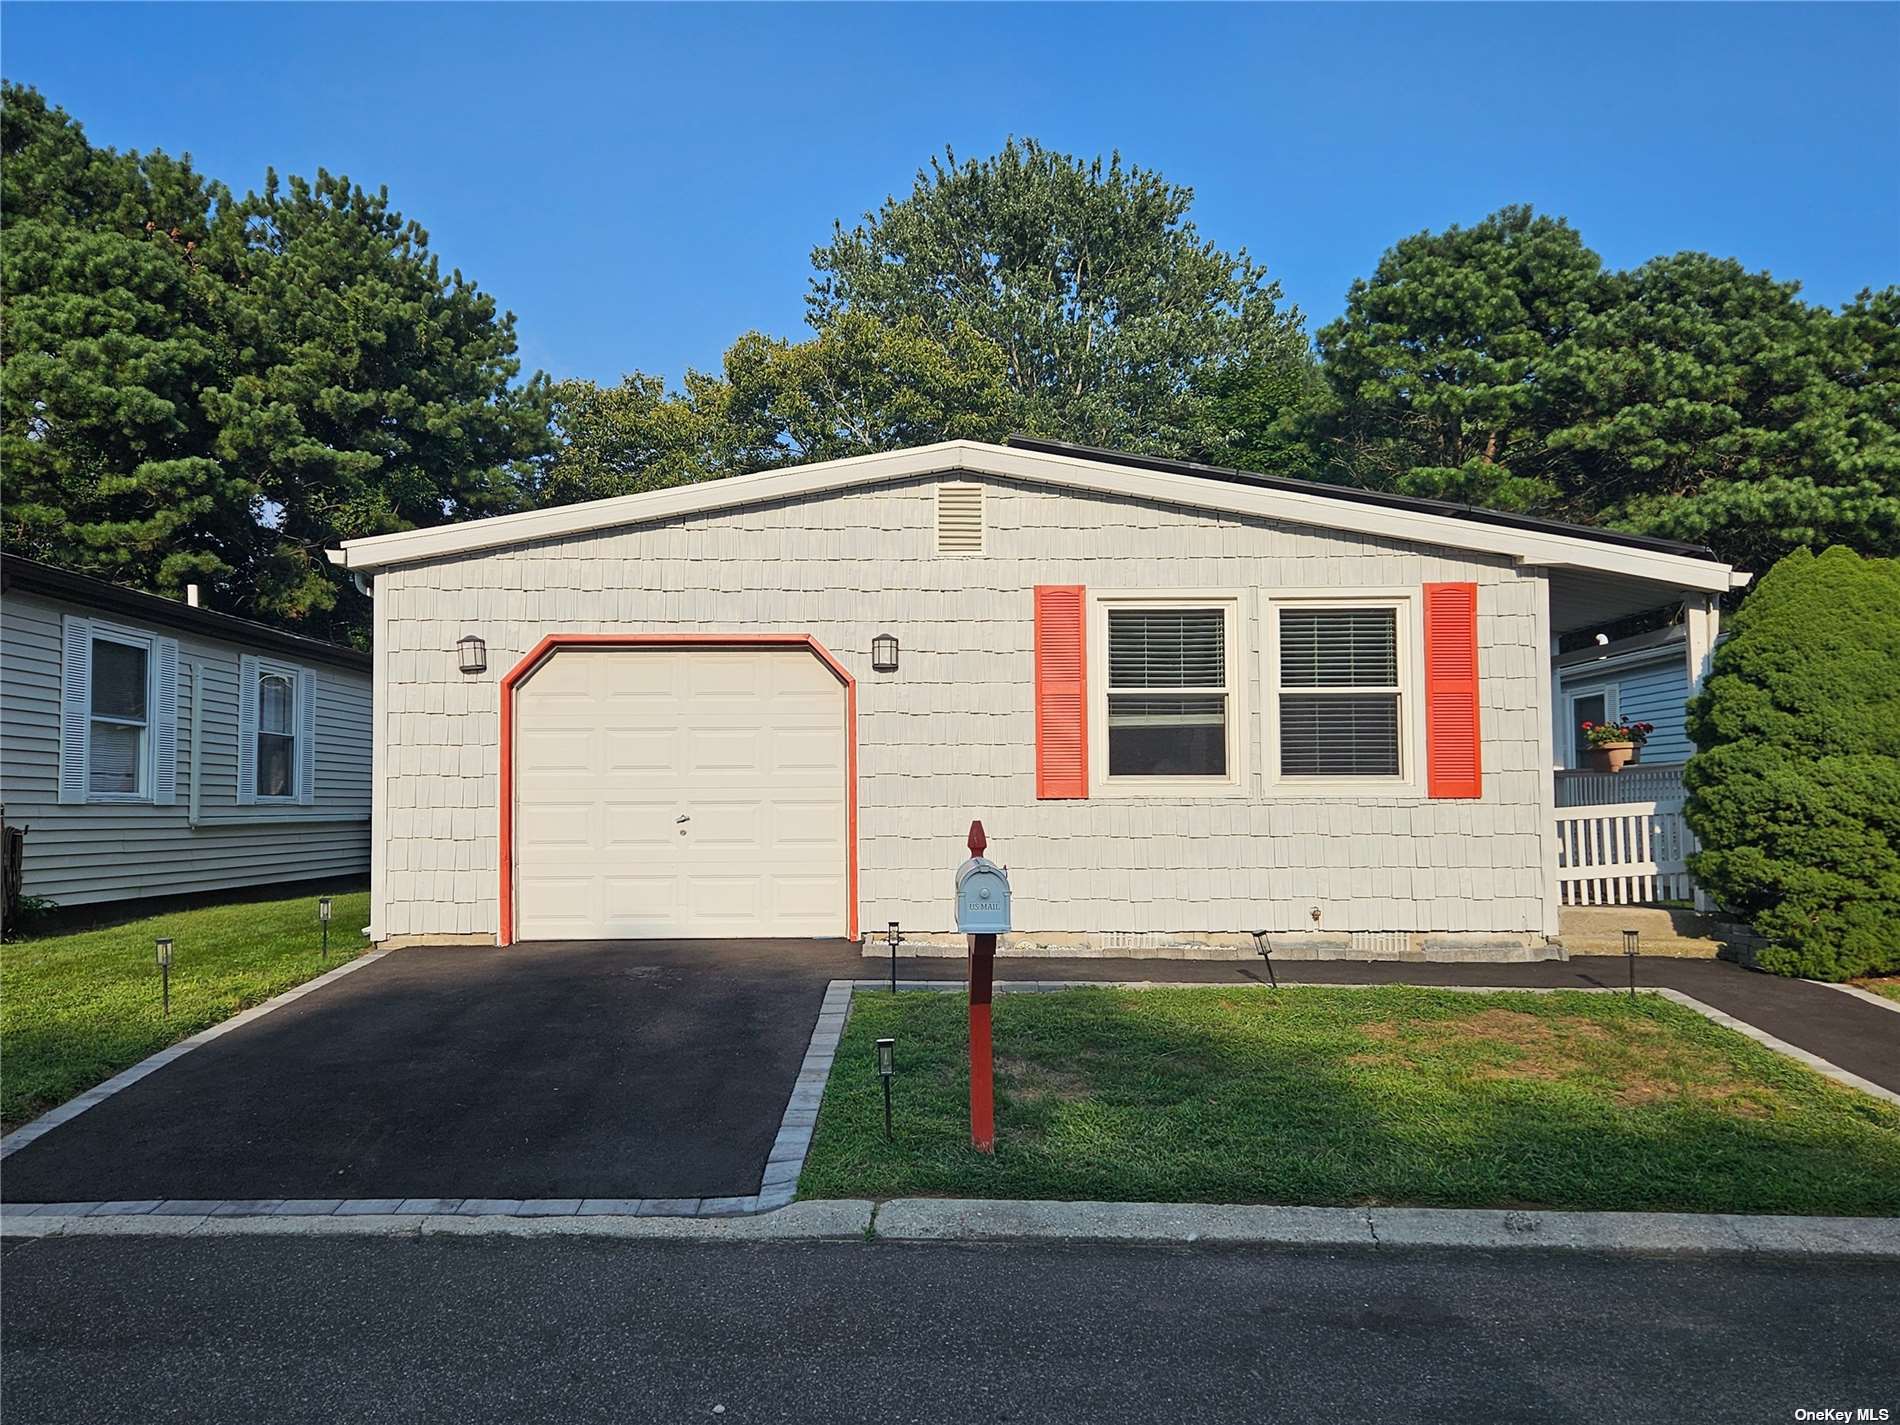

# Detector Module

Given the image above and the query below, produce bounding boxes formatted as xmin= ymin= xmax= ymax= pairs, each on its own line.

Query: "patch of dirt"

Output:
xmin=996 ymin=1055 xmax=1091 ymax=1105
xmin=1347 ymin=1006 xmax=1781 ymax=1114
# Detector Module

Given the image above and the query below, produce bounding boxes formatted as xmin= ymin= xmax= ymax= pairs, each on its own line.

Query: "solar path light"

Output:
xmin=886 ymin=921 xmax=903 ymax=994
xmin=1250 ymin=929 xmax=1278 ymax=989
xmin=155 ymin=937 xmax=173 ymax=1018
xmin=876 ymin=1037 xmax=896 ymax=1141
xmin=1624 ymin=928 xmax=1640 ymax=1000
xmin=318 ymin=895 xmax=334 ymax=960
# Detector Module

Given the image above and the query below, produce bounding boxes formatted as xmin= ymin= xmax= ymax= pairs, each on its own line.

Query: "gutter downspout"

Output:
xmin=186 ymin=659 xmax=204 ymax=827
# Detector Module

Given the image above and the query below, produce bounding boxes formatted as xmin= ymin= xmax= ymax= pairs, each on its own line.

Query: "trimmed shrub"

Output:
xmin=1684 ymin=547 xmax=1900 ymax=980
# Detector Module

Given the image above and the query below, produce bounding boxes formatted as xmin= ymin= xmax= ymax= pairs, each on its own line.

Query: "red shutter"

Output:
xmin=1423 ymin=582 xmax=1482 ymax=799
xmin=1034 ymin=585 xmax=1088 ymax=799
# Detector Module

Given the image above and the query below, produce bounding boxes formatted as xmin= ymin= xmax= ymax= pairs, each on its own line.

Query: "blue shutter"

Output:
xmin=153 ymin=638 xmax=180 ymax=805
xmin=236 ymin=655 xmax=259 ymax=806
xmin=297 ymin=668 xmax=318 ymax=806
xmin=58 ymin=616 xmax=92 ymax=805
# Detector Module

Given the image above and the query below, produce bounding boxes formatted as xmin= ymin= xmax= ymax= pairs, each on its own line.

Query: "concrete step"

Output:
xmin=1556 ymin=905 xmax=1761 ymax=959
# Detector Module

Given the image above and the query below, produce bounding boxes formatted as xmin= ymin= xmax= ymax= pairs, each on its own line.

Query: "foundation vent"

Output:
xmin=936 ymin=483 xmax=984 ymax=555
xmin=1349 ymin=930 xmax=1411 ymax=956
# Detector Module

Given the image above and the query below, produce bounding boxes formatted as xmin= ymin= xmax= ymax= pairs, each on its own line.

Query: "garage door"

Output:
xmin=512 ymin=647 xmax=848 ymax=939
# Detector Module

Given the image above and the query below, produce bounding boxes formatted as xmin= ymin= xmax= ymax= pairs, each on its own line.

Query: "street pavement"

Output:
xmin=3 ymin=1233 xmax=1895 ymax=1424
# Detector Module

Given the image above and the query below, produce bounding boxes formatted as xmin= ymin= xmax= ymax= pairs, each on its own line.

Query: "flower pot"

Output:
xmin=1585 ymin=740 xmax=1636 ymax=773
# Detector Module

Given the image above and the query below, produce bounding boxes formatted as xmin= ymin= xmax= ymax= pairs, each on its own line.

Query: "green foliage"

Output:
xmin=808 ymin=138 xmax=1310 ymax=456
xmin=1315 ymin=206 xmax=1603 ymax=503
xmin=1684 ymin=547 xmax=1900 ymax=980
xmin=1 ymin=85 xmax=247 ymax=598
xmin=0 ymin=84 xmax=548 ymax=643
xmin=1315 ymin=204 xmax=1900 ymax=566
xmin=1558 ymin=258 xmax=1900 ymax=568
xmin=725 ymin=311 xmax=1012 ymax=464
xmin=522 ymin=371 xmax=749 ymax=506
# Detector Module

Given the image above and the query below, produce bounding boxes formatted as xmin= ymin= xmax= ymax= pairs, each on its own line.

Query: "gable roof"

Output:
xmin=2 ymin=556 xmax=371 ymax=672
xmin=330 ymin=438 xmax=1745 ymax=595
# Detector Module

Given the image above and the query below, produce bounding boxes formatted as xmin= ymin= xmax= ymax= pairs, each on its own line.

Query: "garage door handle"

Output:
xmin=675 ymin=814 xmax=691 ymax=824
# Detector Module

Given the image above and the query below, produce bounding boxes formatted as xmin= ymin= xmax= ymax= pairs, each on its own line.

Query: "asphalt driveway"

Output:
xmin=0 ymin=940 xmax=870 ymax=1204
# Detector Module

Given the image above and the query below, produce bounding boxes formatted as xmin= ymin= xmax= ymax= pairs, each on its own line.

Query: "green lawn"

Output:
xmin=800 ymin=986 xmax=1900 ymax=1216
xmin=1 ymin=889 xmax=368 ymax=1131
xmin=1851 ymin=978 xmax=1900 ymax=1004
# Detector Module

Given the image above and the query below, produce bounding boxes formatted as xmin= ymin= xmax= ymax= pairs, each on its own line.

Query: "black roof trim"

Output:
xmin=1 ymin=557 xmax=371 ymax=671
xmin=1004 ymin=436 xmax=1722 ymax=563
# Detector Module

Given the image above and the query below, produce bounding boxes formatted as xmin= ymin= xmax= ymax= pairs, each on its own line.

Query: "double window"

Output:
xmin=88 ymin=635 xmax=152 ymax=797
xmin=1086 ymin=591 xmax=1421 ymax=795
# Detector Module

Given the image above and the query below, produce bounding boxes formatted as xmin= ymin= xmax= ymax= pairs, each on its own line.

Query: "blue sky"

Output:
xmin=5 ymin=3 xmax=1896 ymax=387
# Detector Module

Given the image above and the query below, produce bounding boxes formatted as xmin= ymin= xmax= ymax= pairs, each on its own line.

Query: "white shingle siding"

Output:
xmin=373 ymin=473 xmax=1557 ymax=942
xmin=0 ymin=590 xmax=372 ymax=907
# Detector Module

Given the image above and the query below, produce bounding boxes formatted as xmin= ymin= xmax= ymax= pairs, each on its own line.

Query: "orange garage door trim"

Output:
xmin=499 ymin=634 xmax=857 ymax=945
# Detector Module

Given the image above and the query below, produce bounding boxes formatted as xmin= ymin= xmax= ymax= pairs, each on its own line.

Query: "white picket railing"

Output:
xmin=1553 ymin=762 xmax=1688 ymax=808
xmin=1554 ymin=798 xmax=1702 ymax=906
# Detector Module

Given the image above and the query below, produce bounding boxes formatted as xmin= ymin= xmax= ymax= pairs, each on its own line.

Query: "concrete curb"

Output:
xmin=0 ymin=949 xmax=391 ymax=1161
xmin=1814 ymin=980 xmax=1900 ymax=1016
xmin=5 ymin=1198 xmax=1897 ymax=1258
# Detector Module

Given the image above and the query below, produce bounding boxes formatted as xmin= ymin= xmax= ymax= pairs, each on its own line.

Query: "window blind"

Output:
xmin=1279 ymin=608 xmax=1397 ymax=688
xmin=1108 ymin=608 xmax=1225 ymax=689
xmin=1280 ymin=695 xmax=1401 ymax=777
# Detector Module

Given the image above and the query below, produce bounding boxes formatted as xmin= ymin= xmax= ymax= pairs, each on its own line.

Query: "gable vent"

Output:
xmin=936 ymin=483 xmax=984 ymax=555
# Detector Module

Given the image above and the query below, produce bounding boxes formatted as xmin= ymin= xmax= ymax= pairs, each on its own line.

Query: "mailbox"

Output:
xmin=955 ymin=856 xmax=1012 ymax=934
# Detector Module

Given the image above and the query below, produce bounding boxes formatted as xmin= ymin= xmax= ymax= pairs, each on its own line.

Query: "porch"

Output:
xmin=1544 ymin=561 xmax=1735 ymax=913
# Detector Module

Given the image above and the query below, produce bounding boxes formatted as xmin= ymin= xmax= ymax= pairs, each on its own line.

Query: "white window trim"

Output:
xmin=87 ymin=622 xmax=158 ymax=804
xmin=1087 ymin=589 xmax=1249 ymax=798
xmin=251 ymin=656 xmax=305 ymax=803
xmin=1263 ymin=588 xmax=1426 ymax=798
xmin=1565 ymin=684 xmax=1620 ymax=768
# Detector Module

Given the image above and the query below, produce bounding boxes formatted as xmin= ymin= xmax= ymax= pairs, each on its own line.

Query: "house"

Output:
xmin=0 ymin=557 xmax=372 ymax=909
xmin=328 ymin=437 xmax=1746 ymax=957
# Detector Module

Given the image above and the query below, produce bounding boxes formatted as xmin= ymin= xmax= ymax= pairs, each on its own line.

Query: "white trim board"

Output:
xmin=329 ymin=441 xmax=1741 ymax=594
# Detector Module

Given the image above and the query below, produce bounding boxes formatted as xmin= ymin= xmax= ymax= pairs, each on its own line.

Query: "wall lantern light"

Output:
xmin=871 ymin=634 xmax=899 ymax=673
xmin=457 ymin=634 xmax=488 ymax=675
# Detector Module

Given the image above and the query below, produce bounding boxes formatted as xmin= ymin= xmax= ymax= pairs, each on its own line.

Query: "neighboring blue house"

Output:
xmin=1551 ymin=625 xmax=1711 ymax=769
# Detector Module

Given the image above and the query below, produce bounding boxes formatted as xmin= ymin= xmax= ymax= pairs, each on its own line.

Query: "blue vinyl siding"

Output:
xmin=1559 ymin=654 xmax=1695 ymax=765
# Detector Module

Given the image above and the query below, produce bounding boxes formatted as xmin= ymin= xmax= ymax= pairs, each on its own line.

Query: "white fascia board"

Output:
xmin=333 ymin=442 xmax=977 ymax=572
xmin=332 ymin=439 xmax=1737 ymax=594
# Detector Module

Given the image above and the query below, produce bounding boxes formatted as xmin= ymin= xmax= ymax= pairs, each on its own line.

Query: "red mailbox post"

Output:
xmin=965 ymin=820 xmax=997 ymax=1153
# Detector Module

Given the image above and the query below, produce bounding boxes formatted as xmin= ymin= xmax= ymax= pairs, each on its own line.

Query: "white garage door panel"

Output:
xmin=514 ymin=648 xmax=847 ymax=939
